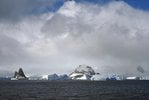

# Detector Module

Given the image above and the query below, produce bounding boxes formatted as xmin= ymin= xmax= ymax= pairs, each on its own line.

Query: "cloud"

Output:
xmin=0 ymin=0 xmax=149 ymax=75
xmin=41 ymin=1 xmax=149 ymax=74
xmin=0 ymin=0 xmax=55 ymax=21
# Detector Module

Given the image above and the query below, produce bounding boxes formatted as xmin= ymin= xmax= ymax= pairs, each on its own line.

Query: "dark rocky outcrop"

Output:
xmin=14 ymin=68 xmax=28 ymax=80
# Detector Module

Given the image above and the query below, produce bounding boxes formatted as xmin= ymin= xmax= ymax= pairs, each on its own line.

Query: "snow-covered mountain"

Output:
xmin=69 ymin=64 xmax=96 ymax=80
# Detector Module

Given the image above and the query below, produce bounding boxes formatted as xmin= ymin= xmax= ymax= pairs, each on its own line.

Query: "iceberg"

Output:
xmin=48 ymin=74 xmax=59 ymax=80
xmin=48 ymin=74 xmax=70 ymax=80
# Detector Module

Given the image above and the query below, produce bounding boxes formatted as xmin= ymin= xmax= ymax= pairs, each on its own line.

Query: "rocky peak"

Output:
xmin=69 ymin=64 xmax=96 ymax=80
xmin=18 ymin=68 xmax=26 ymax=78
xmin=13 ymin=68 xmax=28 ymax=80
xmin=74 ymin=64 xmax=96 ymax=76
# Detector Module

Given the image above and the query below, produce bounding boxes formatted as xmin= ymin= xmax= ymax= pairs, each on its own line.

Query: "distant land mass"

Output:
xmin=0 ymin=64 xmax=148 ymax=81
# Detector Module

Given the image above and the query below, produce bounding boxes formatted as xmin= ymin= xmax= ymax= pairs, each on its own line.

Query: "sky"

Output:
xmin=0 ymin=0 xmax=149 ymax=76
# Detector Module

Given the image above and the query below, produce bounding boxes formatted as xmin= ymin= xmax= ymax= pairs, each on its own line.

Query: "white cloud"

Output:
xmin=58 ymin=1 xmax=81 ymax=18
xmin=0 ymin=1 xmax=149 ymax=75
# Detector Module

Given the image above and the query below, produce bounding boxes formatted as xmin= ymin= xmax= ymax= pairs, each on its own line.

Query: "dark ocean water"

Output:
xmin=0 ymin=80 xmax=149 ymax=100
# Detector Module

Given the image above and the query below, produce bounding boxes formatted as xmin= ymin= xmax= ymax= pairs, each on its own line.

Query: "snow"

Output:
xmin=59 ymin=74 xmax=70 ymax=80
xmin=91 ymin=74 xmax=121 ymax=81
xmin=74 ymin=64 xmax=95 ymax=76
xmin=29 ymin=75 xmax=44 ymax=80
xmin=106 ymin=74 xmax=120 ymax=80
xmin=42 ymin=75 xmax=48 ymax=80
xmin=126 ymin=76 xmax=140 ymax=80
xmin=48 ymin=74 xmax=59 ymax=80
xmin=76 ymin=75 xmax=90 ymax=80
xmin=48 ymin=74 xmax=70 ymax=80
xmin=69 ymin=64 xmax=96 ymax=80
xmin=69 ymin=73 xmax=83 ymax=78
xmin=91 ymin=74 xmax=107 ymax=81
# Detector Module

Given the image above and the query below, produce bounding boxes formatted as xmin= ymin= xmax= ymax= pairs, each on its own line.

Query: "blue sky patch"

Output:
xmin=31 ymin=0 xmax=149 ymax=15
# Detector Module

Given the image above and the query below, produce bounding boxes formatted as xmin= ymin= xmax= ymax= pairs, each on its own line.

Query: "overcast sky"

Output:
xmin=0 ymin=0 xmax=149 ymax=76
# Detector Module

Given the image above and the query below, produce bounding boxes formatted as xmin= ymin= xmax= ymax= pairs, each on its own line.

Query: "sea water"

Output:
xmin=0 ymin=80 xmax=148 ymax=100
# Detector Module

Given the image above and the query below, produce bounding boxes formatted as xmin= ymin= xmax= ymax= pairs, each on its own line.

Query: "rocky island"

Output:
xmin=11 ymin=68 xmax=28 ymax=80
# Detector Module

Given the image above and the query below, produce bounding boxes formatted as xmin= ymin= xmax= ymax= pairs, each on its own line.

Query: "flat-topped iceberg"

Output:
xmin=48 ymin=74 xmax=70 ymax=80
